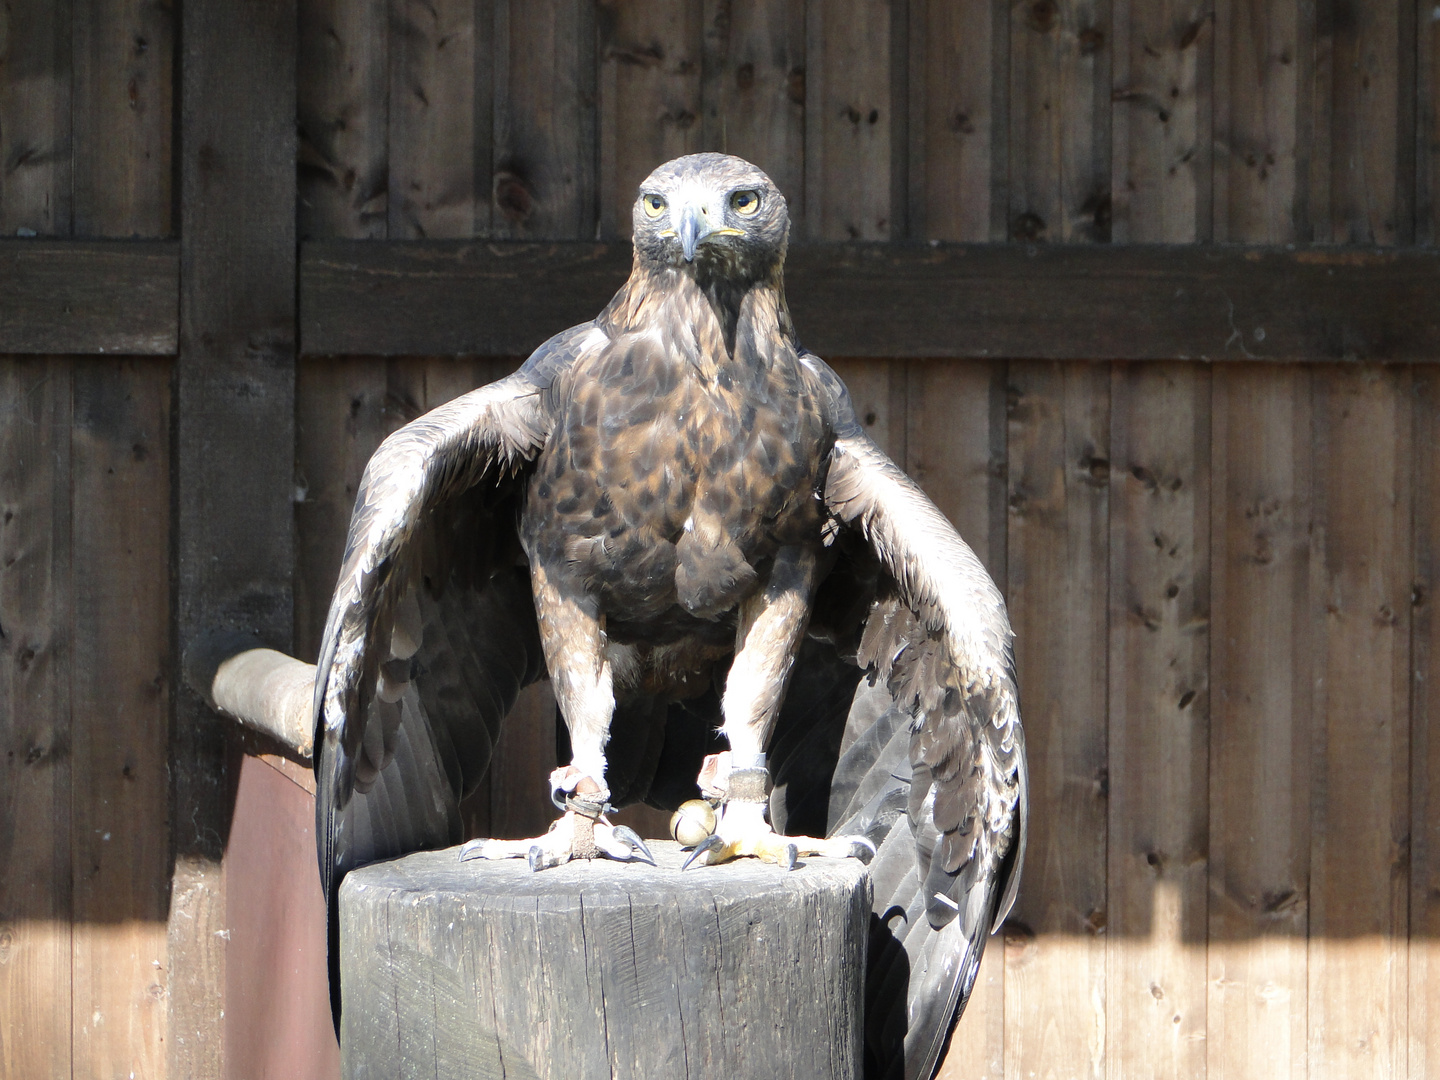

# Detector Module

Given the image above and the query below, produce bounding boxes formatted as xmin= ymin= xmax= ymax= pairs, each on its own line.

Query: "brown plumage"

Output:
xmin=313 ymin=153 xmax=1026 ymax=1080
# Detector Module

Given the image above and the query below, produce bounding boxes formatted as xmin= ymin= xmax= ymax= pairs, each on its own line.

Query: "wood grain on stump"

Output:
xmin=340 ymin=840 xmax=870 ymax=1080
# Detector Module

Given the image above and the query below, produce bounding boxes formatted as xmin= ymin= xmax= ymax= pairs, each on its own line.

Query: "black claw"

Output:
xmin=527 ymin=844 xmax=545 ymax=872
xmin=682 ymin=833 xmax=724 ymax=870
xmin=780 ymin=843 xmax=798 ymax=871
xmin=613 ymin=825 xmax=657 ymax=865
xmin=550 ymin=786 xmax=569 ymax=812
xmin=849 ymin=838 xmax=877 ymax=865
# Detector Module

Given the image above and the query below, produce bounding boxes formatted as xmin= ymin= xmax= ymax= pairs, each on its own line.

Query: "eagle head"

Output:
xmin=631 ymin=153 xmax=788 ymax=282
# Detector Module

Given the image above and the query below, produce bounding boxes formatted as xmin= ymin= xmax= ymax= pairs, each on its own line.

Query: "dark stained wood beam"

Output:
xmin=170 ymin=0 xmax=297 ymax=1076
xmin=4 ymin=239 xmax=1438 ymax=363
xmin=0 ymin=240 xmax=177 ymax=354
xmin=300 ymin=240 xmax=1440 ymax=362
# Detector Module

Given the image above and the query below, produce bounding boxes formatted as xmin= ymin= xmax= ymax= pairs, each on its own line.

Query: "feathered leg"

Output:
xmin=462 ymin=562 xmax=652 ymax=868
xmin=685 ymin=546 xmax=873 ymax=868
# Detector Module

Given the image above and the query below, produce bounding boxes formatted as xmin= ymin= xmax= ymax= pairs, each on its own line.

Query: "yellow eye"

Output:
xmin=731 ymin=190 xmax=760 ymax=216
xmin=642 ymin=193 xmax=667 ymax=218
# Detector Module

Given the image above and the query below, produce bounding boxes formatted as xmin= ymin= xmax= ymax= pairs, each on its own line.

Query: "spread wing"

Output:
xmin=311 ymin=323 xmax=598 ymax=1028
xmin=800 ymin=352 xmax=1028 ymax=1080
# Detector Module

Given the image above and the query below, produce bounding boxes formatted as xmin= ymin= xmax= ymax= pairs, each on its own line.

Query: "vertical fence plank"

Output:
xmin=1312 ymin=0 xmax=1405 ymax=243
xmin=699 ymin=0 xmax=806 ymax=218
xmin=916 ymin=358 xmax=1008 ymax=1080
xmin=69 ymin=7 xmax=177 ymax=1072
xmin=174 ymin=2 xmax=297 ymax=1075
xmin=1307 ymin=366 xmax=1411 ymax=1080
xmin=1207 ymin=366 xmax=1312 ymax=1080
xmin=69 ymin=359 xmax=171 ymax=1080
xmin=1413 ymin=367 xmax=1440 ymax=1080
xmin=494 ymin=0 xmax=596 ymax=241
xmin=0 ymin=0 xmax=72 ymax=235
xmin=298 ymin=0 xmax=389 ymax=239
xmin=826 ymin=359 xmax=905 ymax=464
xmin=72 ymin=0 xmax=174 ymax=238
xmin=803 ymin=0 xmax=894 ymax=240
xmin=1421 ymin=1 xmax=1440 ymax=245
xmin=1107 ymin=363 xmax=1210 ymax=1080
xmin=1002 ymin=361 xmax=1110 ymax=1080
xmin=389 ymin=0 xmax=480 ymax=238
xmin=907 ymin=364 xmax=1007 ymax=585
xmin=909 ymin=0 xmax=1005 ymax=242
xmin=1109 ymin=0 xmax=1213 ymax=242
xmin=0 ymin=358 xmax=73 ymax=1080
xmin=1212 ymin=0 xmax=1299 ymax=241
xmin=1009 ymin=0 xmax=1112 ymax=243
xmin=596 ymin=0 xmax=703 ymax=239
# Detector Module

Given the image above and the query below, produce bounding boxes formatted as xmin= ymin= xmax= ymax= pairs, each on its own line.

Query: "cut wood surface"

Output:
xmin=340 ymin=842 xmax=869 ymax=1080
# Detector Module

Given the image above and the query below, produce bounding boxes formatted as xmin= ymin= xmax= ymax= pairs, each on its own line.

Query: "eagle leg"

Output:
xmin=457 ymin=562 xmax=649 ymax=870
xmin=686 ymin=547 xmax=874 ymax=869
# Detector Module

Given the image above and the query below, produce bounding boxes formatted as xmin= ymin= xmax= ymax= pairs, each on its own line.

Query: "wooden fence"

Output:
xmin=2 ymin=2 xmax=1439 ymax=1079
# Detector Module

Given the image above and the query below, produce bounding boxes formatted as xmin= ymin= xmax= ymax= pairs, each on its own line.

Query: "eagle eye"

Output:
xmin=731 ymin=189 xmax=761 ymax=216
xmin=642 ymin=193 xmax=667 ymax=218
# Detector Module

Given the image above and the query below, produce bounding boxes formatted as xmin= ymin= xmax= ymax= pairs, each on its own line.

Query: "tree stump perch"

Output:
xmin=340 ymin=841 xmax=871 ymax=1080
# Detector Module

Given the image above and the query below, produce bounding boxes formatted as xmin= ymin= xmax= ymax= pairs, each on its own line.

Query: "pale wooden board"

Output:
xmin=1002 ymin=361 xmax=1109 ymax=1080
xmin=909 ymin=0 xmax=1005 ymax=242
xmin=1207 ymin=365 xmax=1311 ymax=1080
xmin=298 ymin=0 xmax=389 ymax=239
xmin=596 ymin=0 xmax=704 ymax=239
xmin=493 ymin=0 xmax=597 ymax=240
xmin=1109 ymin=0 xmax=1214 ymax=243
xmin=1307 ymin=366 xmax=1411 ymax=1080
xmin=69 ymin=359 xmax=171 ymax=1080
xmin=68 ymin=10 xmax=177 ymax=1072
xmin=1107 ymin=363 xmax=1211 ymax=1080
xmin=0 ymin=0 xmax=71 ymax=235
xmin=908 ymin=359 xmax=1008 ymax=1080
xmin=1412 ymin=367 xmax=1440 ymax=1080
xmin=803 ymin=0 xmax=894 ymax=241
xmin=0 ymin=358 xmax=73 ymax=1080
xmin=388 ymin=0 xmax=481 ymax=238
xmin=1008 ymin=0 xmax=1112 ymax=243
xmin=341 ymin=843 xmax=869 ymax=1080
xmin=1211 ymin=0 xmax=1299 ymax=242
xmin=71 ymin=0 xmax=174 ymax=238
xmin=699 ymin=0 xmax=806 ymax=226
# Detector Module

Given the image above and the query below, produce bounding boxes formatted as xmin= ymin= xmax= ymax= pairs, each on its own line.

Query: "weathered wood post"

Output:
xmin=340 ymin=842 xmax=870 ymax=1080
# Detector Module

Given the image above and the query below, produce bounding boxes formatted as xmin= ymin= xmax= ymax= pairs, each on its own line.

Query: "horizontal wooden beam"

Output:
xmin=6 ymin=239 xmax=1440 ymax=362
xmin=301 ymin=240 xmax=1440 ymax=362
xmin=0 ymin=240 xmax=178 ymax=354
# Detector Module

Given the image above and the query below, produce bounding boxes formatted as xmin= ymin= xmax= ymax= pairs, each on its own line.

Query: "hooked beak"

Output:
xmin=672 ymin=202 xmax=742 ymax=262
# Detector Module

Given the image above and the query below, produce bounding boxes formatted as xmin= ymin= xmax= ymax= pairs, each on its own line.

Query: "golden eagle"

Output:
xmin=314 ymin=153 xmax=1026 ymax=1080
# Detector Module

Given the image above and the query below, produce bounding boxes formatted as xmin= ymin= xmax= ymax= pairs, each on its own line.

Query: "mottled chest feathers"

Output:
xmin=522 ymin=319 xmax=829 ymax=625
